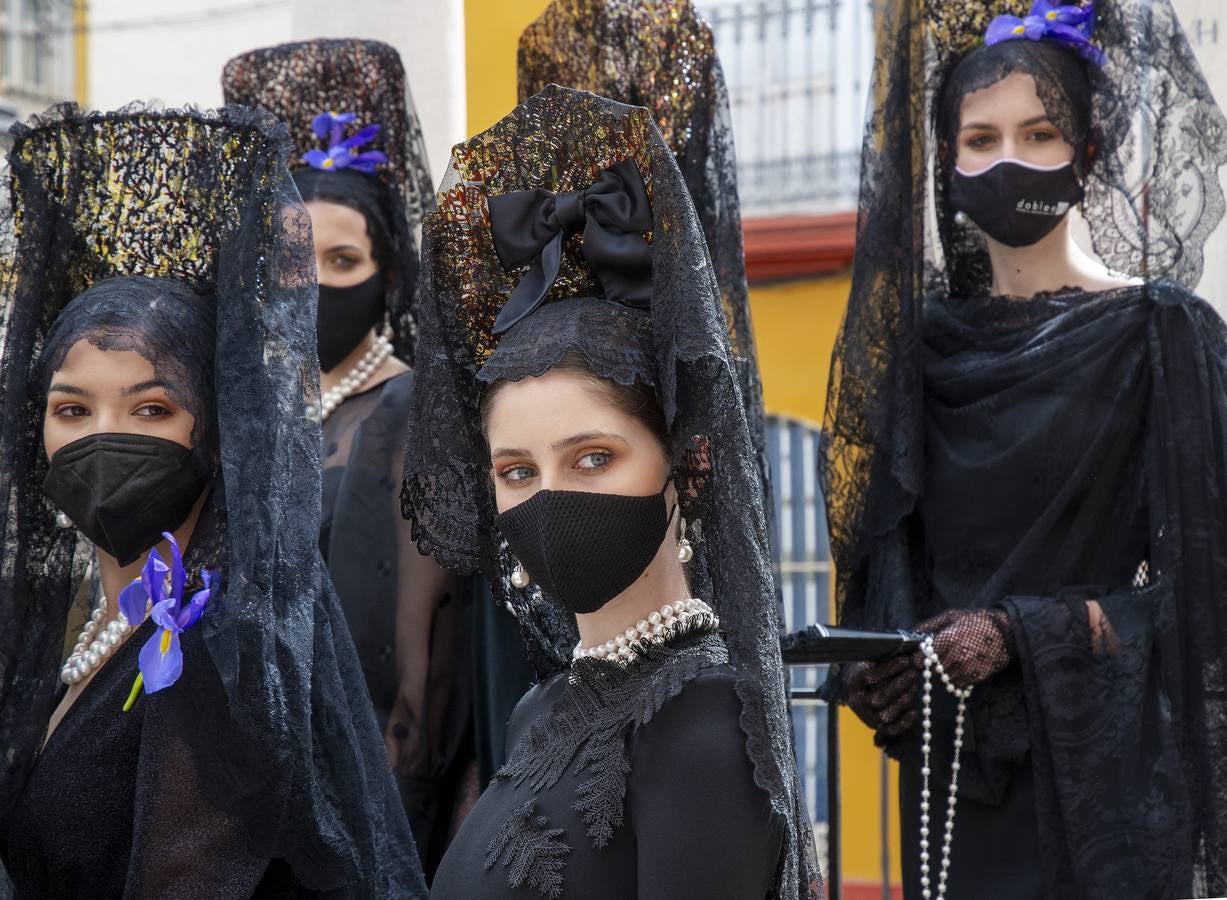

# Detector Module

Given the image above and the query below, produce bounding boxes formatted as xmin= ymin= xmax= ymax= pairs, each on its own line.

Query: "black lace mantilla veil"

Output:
xmin=222 ymin=38 xmax=435 ymax=362
xmin=518 ymin=1 xmax=770 ymax=520
xmin=401 ymin=85 xmax=821 ymax=897
xmin=824 ymin=0 xmax=1227 ymax=893
xmin=0 ymin=105 xmax=425 ymax=894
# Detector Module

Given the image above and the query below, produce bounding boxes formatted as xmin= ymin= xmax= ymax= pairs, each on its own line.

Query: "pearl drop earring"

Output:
xmin=511 ymin=563 xmax=530 ymax=589
xmin=954 ymin=210 xmax=970 ymax=226
xmin=677 ymin=517 xmax=693 ymax=564
xmin=55 ymin=511 xmax=73 ymax=529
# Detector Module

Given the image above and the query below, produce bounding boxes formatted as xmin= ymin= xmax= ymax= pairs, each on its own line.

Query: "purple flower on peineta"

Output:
xmin=984 ymin=0 xmax=1106 ymax=66
xmin=303 ymin=111 xmax=387 ymax=174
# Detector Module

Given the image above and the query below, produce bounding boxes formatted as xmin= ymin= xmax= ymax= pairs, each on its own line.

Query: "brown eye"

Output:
xmin=966 ymin=134 xmax=996 ymax=150
xmin=54 ymin=404 xmax=89 ymax=418
xmin=134 ymin=404 xmax=171 ymax=418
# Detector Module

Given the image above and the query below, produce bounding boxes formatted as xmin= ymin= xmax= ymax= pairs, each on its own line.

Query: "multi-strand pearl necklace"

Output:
xmin=919 ymin=636 xmax=972 ymax=900
xmin=572 ymin=598 xmax=719 ymax=667
xmin=319 ymin=332 xmax=393 ymax=421
xmin=60 ymin=592 xmax=137 ymax=685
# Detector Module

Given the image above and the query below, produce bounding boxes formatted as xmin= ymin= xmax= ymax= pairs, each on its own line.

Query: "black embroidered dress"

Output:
xmin=432 ymin=631 xmax=782 ymax=899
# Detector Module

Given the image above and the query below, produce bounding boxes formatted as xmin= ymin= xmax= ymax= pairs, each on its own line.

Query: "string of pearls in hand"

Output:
xmin=61 ymin=592 xmax=137 ymax=685
xmin=571 ymin=598 xmax=718 ymax=667
xmin=919 ymin=636 xmax=972 ymax=900
xmin=318 ymin=331 xmax=393 ymax=422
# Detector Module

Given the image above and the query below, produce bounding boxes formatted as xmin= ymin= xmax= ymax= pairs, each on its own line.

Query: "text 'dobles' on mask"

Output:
xmin=949 ymin=158 xmax=1084 ymax=247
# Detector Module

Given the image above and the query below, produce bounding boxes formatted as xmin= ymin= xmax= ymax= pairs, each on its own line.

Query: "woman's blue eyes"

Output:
xmin=498 ymin=451 xmax=613 ymax=483
xmin=576 ymin=451 xmax=611 ymax=469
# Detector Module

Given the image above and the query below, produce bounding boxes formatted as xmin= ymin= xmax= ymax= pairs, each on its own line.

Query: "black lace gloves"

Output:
xmin=844 ymin=607 xmax=1017 ymax=742
xmin=914 ymin=607 xmax=1016 ymax=691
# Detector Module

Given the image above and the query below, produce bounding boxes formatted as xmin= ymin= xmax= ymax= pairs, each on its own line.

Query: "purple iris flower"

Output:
xmin=132 ymin=532 xmax=214 ymax=696
xmin=311 ymin=110 xmax=356 ymax=147
xmin=984 ymin=0 xmax=1105 ymax=66
xmin=303 ymin=112 xmax=388 ymax=174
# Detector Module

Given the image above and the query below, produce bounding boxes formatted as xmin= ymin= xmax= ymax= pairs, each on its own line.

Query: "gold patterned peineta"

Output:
xmin=222 ymin=38 xmax=433 ymax=229
xmin=11 ymin=107 xmax=280 ymax=297
xmin=428 ymin=86 xmax=658 ymax=367
xmin=518 ymin=0 xmax=717 ymax=162
xmin=925 ymin=0 xmax=1033 ymax=65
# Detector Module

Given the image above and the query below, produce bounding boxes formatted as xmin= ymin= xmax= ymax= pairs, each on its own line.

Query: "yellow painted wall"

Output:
xmin=749 ymin=274 xmax=903 ymax=890
xmin=463 ymin=0 xmax=899 ymax=889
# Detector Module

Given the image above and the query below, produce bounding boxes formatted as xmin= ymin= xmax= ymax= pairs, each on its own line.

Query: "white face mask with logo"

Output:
xmin=949 ymin=158 xmax=1085 ymax=247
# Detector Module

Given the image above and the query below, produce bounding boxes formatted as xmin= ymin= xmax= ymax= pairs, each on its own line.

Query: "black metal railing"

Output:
xmin=701 ymin=0 xmax=875 ymax=215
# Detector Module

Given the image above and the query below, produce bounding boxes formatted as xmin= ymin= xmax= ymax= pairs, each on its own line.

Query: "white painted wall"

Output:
xmin=85 ymin=0 xmax=464 ymax=186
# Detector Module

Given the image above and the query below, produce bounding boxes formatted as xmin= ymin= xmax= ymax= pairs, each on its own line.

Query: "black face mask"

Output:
xmin=496 ymin=481 xmax=673 ymax=615
xmin=43 ymin=433 xmax=210 ymax=566
xmin=949 ymin=159 xmax=1084 ymax=248
xmin=317 ymin=271 xmax=385 ymax=372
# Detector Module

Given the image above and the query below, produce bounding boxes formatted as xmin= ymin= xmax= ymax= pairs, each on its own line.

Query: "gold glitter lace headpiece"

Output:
xmin=10 ymin=106 xmax=283 ymax=296
xmin=222 ymin=38 xmax=432 ymax=228
xmin=518 ymin=0 xmax=718 ymax=161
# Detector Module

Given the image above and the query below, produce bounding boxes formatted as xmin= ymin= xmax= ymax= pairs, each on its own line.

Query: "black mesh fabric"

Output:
xmin=518 ymin=0 xmax=772 ymax=540
xmin=402 ymin=85 xmax=820 ymax=898
xmin=0 ymin=105 xmax=425 ymax=894
xmin=222 ymin=38 xmax=434 ymax=363
xmin=824 ymin=0 xmax=1227 ymax=893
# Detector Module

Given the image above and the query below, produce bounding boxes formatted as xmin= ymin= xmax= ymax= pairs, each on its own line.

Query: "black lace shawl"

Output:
xmin=402 ymin=86 xmax=820 ymax=898
xmin=222 ymin=38 xmax=435 ymax=363
xmin=0 ymin=105 xmax=425 ymax=895
xmin=824 ymin=0 xmax=1227 ymax=892
xmin=518 ymin=0 xmax=770 ymax=527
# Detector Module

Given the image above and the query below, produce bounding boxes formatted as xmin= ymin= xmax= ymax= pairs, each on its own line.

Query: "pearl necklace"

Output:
xmin=919 ymin=637 xmax=972 ymax=900
xmin=572 ymin=598 xmax=719 ymax=667
xmin=60 ymin=592 xmax=136 ymax=685
xmin=319 ymin=332 xmax=393 ymax=421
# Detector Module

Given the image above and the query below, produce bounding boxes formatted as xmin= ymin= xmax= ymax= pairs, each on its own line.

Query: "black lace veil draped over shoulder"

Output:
xmin=0 ymin=105 xmax=425 ymax=894
xmin=824 ymin=0 xmax=1227 ymax=893
xmin=222 ymin=38 xmax=435 ymax=362
xmin=402 ymin=85 xmax=820 ymax=898
xmin=518 ymin=0 xmax=770 ymax=518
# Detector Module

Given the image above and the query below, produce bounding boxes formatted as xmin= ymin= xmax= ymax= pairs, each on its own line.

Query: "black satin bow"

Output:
xmin=488 ymin=158 xmax=652 ymax=335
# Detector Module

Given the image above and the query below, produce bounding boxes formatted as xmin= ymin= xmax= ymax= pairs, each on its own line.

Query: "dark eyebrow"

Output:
xmin=960 ymin=115 xmax=1052 ymax=133
xmin=121 ymin=380 xmax=171 ymax=397
xmin=490 ymin=432 xmax=628 ymax=460
xmin=325 ymin=244 xmax=365 ymax=254
xmin=550 ymin=431 xmax=626 ymax=453
xmin=48 ymin=382 xmax=90 ymax=397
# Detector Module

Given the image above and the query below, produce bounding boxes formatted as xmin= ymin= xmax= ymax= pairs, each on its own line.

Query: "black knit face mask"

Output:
xmin=317 ymin=272 xmax=385 ymax=372
xmin=43 ymin=432 xmax=209 ymax=566
xmin=496 ymin=479 xmax=673 ymax=614
xmin=949 ymin=158 xmax=1084 ymax=247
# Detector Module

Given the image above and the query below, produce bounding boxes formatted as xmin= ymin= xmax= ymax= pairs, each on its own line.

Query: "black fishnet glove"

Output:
xmin=913 ymin=607 xmax=1016 ymax=691
xmin=845 ymin=653 xmax=921 ymax=740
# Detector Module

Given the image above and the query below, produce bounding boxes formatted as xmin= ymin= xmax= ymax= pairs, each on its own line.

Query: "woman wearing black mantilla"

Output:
xmin=0 ymin=106 xmax=426 ymax=897
xmin=222 ymin=40 xmax=479 ymax=874
xmin=402 ymin=85 xmax=821 ymax=898
xmin=825 ymin=0 xmax=1227 ymax=897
